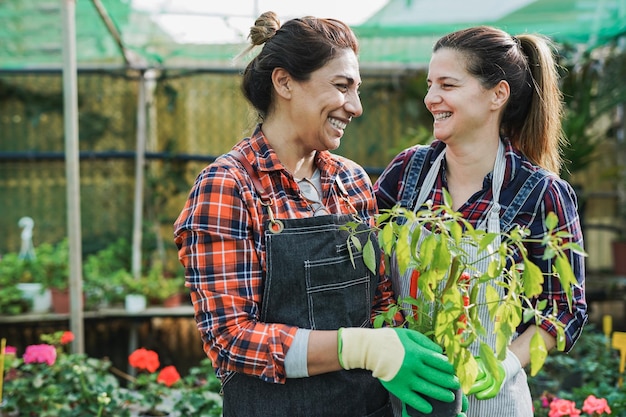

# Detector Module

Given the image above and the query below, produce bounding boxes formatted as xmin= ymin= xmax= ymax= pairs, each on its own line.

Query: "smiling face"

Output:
xmin=424 ymin=48 xmax=505 ymax=145
xmin=287 ymin=48 xmax=363 ymax=152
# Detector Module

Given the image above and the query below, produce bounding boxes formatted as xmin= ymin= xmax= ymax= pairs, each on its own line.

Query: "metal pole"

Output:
xmin=61 ymin=0 xmax=84 ymax=353
xmin=131 ymin=71 xmax=147 ymax=279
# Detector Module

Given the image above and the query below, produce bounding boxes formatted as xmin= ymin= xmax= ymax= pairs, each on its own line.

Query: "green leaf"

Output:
xmin=485 ymin=285 xmax=499 ymax=319
xmin=545 ymin=212 xmax=558 ymax=231
xmin=450 ymin=220 xmax=463 ymax=244
xmin=363 ymin=240 xmax=377 ymax=274
xmin=380 ymin=222 xmax=395 ymax=255
xmin=522 ymin=308 xmax=535 ymax=324
xmin=522 ymin=259 xmax=544 ymax=298
xmin=420 ymin=233 xmax=436 ymax=265
xmin=529 ymin=330 xmax=548 ymax=376
xmin=479 ymin=233 xmax=498 ymax=253
xmin=350 ymin=235 xmax=362 ymax=252
xmin=555 ymin=254 xmax=577 ymax=312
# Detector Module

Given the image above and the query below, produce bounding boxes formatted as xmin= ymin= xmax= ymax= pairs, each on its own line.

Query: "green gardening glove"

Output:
xmin=469 ymin=349 xmax=521 ymax=400
xmin=467 ymin=356 xmax=505 ymax=400
xmin=403 ymin=383 xmax=468 ymax=417
xmin=338 ymin=327 xmax=460 ymax=414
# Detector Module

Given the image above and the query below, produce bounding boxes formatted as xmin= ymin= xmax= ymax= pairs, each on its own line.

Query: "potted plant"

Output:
xmin=141 ymin=263 xmax=186 ymax=307
xmin=0 ymin=251 xmax=50 ymax=313
xmin=344 ymin=196 xmax=583 ymax=412
xmin=83 ymin=239 xmax=133 ymax=309
xmin=34 ymin=239 xmax=74 ymax=313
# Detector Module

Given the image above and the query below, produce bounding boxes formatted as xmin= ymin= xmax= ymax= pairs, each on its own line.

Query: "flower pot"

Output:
xmin=406 ymin=388 xmax=463 ymax=417
xmin=125 ymin=294 xmax=147 ymax=312
xmin=162 ymin=293 xmax=185 ymax=308
xmin=16 ymin=283 xmax=51 ymax=313
xmin=51 ymin=288 xmax=71 ymax=314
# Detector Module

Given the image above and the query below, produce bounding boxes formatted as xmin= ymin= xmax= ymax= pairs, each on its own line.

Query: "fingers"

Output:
xmin=402 ymin=396 xmax=433 ymax=415
xmin=406 ymin=375 xmax=456 ymax=404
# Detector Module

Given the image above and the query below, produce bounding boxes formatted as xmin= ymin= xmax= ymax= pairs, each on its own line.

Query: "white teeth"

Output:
xmin=328 ymin=117 xmax=347 ymax=130
xmin=434 ymin=112 xmax=452 ymax=121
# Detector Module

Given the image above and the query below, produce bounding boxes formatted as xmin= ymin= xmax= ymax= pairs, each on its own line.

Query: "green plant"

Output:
xmin=83 ymin=239 xmax=133 ymax=308
xmin=2 ymin=331 xmax=132 ymax=417
xmin=345 ymin=196 xmax=583 ymax=393
xmin=172 ymin=358 xmax=223 ymax=416
xmin=120 ymin=263 xmax=185 ymax=304
xmin=36 ymin=239 xmax=70 ymax=290
xmin=0 ymin=251 xmax=45 ymax=284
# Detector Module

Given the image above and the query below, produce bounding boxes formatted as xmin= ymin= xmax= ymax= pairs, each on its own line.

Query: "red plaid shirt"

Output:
xmin=375 ymin=139 xmax=587 ymax=351
xmin=174 ymin=126 xmax=400 ymax=384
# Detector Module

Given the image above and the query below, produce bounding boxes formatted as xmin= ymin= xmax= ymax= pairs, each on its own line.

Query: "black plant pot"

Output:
xmin=407 ymin=388 xmax=463 ymax=417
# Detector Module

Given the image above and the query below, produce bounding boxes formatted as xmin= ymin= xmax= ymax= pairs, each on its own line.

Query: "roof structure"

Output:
xmin=0 ymin=0 xmax=244 ymax=71
xmin=1 ymin=0 xmax=625 ymax=72
xmin=355 ymin=0 xmax=626 ymax=69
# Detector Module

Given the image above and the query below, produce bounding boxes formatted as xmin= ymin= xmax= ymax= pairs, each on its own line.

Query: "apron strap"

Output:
xmin=499 ymin=168 xmax=550 ymax=232
xmin=230 ymin=150 xmax=284 ymax=233
xmin=230 ymin=150 xmax=269 ymax=200
xmin=398 ymin=145 xmax=431 ymax=209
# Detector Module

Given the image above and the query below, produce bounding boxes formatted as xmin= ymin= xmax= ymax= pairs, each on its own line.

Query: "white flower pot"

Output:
xmin=17 ymin=282 xmax=52 ymax=313
xmin=125 ymin=293 xmax=147 ymax=313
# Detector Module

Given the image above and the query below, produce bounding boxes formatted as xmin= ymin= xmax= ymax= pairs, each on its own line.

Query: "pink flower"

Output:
xmin=23 ymin=344 xmax=57 ymax=366
xmin=549 ymin=398 xmax=581 ymax=417
xmin=582 ymin=395 xmax=611 ymax=415
xmin=5 ymin=345 xmax=17 ymax=355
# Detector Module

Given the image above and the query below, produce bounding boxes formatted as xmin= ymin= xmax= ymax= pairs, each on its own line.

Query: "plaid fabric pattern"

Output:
xmin=374 ymin=139 xmax=587 ymax=351
xmin=174 ymin=126 xmax=400 ymax=383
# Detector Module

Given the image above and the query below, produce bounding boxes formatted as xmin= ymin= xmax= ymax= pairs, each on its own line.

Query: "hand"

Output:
xmin=401 ymin=385 xmax=468 ymax=416
xmin=338 ymin=327 xmax=460 ymax=414
xmin=468 ymin=349 xmax=521 ymax=400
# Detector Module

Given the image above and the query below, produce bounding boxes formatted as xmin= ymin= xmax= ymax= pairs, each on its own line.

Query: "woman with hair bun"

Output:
xmin=175 ymin=12 xmax=462 ymax=417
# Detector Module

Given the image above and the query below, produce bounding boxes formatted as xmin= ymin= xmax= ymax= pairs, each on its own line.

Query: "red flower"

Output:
xmin=60 ymin=331 xmax=74 ymax=345
xmin=23 ymin=344 xmax=57 ymax=366
xmin=128 ymin=348 xmax=160 ymax=373
xmin=157 ymin=365 xmax=181 ymax=387
xmin=582 ymin=395 xmax=611 ymax=415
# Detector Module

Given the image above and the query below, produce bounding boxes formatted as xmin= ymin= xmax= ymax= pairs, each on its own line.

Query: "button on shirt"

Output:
xmin=174 ymin=126 xmax=400 ymax=384
xmin=374 ymin=139 xmax=587 ymax=351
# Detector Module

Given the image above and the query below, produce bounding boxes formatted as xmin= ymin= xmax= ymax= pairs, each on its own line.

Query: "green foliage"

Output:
xmin=3 ymin=346 xmax=132 ymax=416
xmin=36 ymin=239 xmax=70 ymax=290
xmin=345 ymin=199 xmax=585 ymax=393
xmin=2 ymin=331 xmax=224 ymax=417
xmin=558 ymin=45 xmax=626 ymax=180
xmin=172 ymin=358 xmax=223 ymax=416
xmin=530 ymin=327 xmax=626 ymax=417
xmin=83 ymin=238 xmax=132 ymax=308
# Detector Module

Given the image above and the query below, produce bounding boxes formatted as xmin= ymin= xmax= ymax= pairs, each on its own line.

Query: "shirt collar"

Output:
xmin=245 ymin=124 xmax=341 ymax=177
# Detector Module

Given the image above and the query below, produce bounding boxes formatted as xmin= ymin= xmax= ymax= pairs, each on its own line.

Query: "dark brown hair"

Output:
xmin=241 ymin=11 xmax=359 ymax=120
xmin=434 ymin=26 xmax=565 ymax=173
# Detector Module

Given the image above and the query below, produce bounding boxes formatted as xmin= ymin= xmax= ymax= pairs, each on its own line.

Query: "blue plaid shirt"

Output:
xmin=374 ymin=139 xmax=587 ymax=351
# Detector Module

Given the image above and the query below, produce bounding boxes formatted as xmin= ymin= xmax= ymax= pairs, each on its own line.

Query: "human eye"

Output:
xmin=335 ymin=83 xmax=349 ymax=92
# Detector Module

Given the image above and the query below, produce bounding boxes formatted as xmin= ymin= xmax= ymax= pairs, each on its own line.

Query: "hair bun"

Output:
xmin=249 ymin=11 xmax=281 ymax=46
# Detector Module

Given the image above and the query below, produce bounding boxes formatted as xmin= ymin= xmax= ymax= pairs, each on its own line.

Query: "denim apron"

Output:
xmin=391 ymin=142 xmax=535 ymax=417
xmin=222 ymin=153 xmax=393 ymax=417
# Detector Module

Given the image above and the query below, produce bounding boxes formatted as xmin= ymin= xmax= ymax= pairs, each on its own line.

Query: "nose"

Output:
xmin=345 ymin=90 xmax=363 ymax=118
xmin=424 ymin=87 xmax=441 ymax=110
